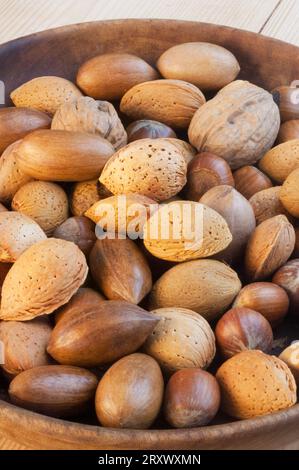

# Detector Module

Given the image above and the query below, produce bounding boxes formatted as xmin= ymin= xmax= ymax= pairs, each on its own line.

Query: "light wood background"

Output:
xmin=0 ymin=0 xmax=299 ymax=46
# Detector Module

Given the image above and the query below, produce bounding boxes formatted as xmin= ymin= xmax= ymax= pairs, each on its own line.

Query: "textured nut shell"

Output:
xmin=95 ymin=353 xmax=164 ymax=429
xmin=99 ymin=138 xmax=187 ymax=201
xmin=250 ymin=187 xmax=292 ymax=224
xmin=216 ymin=350 xmax=297 ymax=419
xmin=143 ymin=307 xmax=216 ymax=373
xmin=12 ymin=181 xmax=69 ymax=236
xmin=0 ymin=212 xmax=46 ymax=262
xmin=0 ymin=141 xmax=33 ymax=204
xmin=188 ymin=80 xmax=280 ymax=169
xmin=157 ymin=42 xmax=240 ymax=91
xmin=272 ymin=259 xmax=299 ymax=315
xmin=280 ymin=168 xmax=299 ymax=217
xmin=52 ymin=97 xmax=127 ymax=150
xmin=245 ymin=215 xmax=295 ymax=281
xmin=0 ymin=318 xmax=52 ymax=376
xmin=17 ymin=130 xmax=115 ymax=182
xmin=70 ymin=180 xmax=101 ymax=217
xmin=0 ymin=238 xmax=88 ymax=321
xmin=259 ymin=139 xmax=299 ymax=183
xmin=120 ymin=79 xmax=206 ymax=129
xmin=160 ymin=138 xmax=197 ymax=165
xmin=279 ymin=343 xmax=299 ymax=385
xmin=55 ymin=288 xmax=105 ymax=324
xmin=277 ymin=120 xmax=299 ymax=144
xmin=77 ymin=53 xmax=159 ymax=101
xmin=149 ymin=259 xmax=241 ymax=321
xmin=53 ymin=216 xmax=96 ymax=256
xmin=143 ymin=201 xmax=232 ymax=262
xmin=234 ymin=165 xmax=273 ymax=200
xmin=10 ymin=76 xmax=82 ymax=115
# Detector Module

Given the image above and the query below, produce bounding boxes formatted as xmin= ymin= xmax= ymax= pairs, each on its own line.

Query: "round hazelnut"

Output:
xmin=164 ymin=369 xmax=220 ymax=428
xmin=279 ymin=342 xmax=299 ymax=385
xmin=185 ymin=152 xmax=234 ymax=200
xmin=272 ymin=259 xmax=299 ymax=315
xmin=233 ymin=165 xmax=272 ymax=200
xmin=53 ymin=216 xmax=96 ymax=256
xmin=277 ymin=120 xmax=299 ymax=144
xmin=127 ymin=119 xmax=176 ymax=142
xmin=272 ymin=86 xmax=299 ymax=122
xmin=233 ymin=282 xmax=289 ymax=327
xmin=215 ymin=307 xmax=273 ymax=359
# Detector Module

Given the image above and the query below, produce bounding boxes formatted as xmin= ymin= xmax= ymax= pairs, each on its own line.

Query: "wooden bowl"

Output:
xmin=1 ymin=19 xmax=299 ymax=450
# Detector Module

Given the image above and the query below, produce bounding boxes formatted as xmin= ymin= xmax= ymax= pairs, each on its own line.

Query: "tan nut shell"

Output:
xmin=120 ymin=79 xmax=206 ymax=129
xmin=10 ymin=76 xmax=82 ymax=115
xmin=160 ymin=138 xmax=196 ymax=165
xmin=143 ymin=201 xmax=232 ymax=262
xmin=0 ymin=212 xmax=47 ymax=262
xmin=0 ymin=238 xmax=88 ymax=321
xmin=249 ymin=186 xmax=292 ymax=224
xmin=70 ymin=180 xmax=101 ymax=217
xmin=259 ymin=139 xmax=299 ymax=183
xmin=0 ymin=141 xmax=33 ymax=204
xmin=12 ymin=181 xmax=69 ymax=236
xmin=216 ymin=350 xmax=297 ymax=419
xmin=143 ymin=307 xmax=216 ymax=373
xmin=188 ymin=80 xmax=280 ymax=169
xmin=52 ymin=97 xmax=127 ymax=150
xmin=280 ymin=168 xmax=299 ymax=218
xmin=149 ymin=259 xmax=241 ymax=322
xmin=99 ymin=138 xmax=187 ymax=201
xmin=245 ymin=215 xmax=295 ymax=281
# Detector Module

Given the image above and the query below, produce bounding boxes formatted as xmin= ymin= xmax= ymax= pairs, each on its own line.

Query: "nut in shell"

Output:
xmin=279 ymin=342 xmax=299 ymax=385
xmin=259 ymin=139 xmax=299 ymax=183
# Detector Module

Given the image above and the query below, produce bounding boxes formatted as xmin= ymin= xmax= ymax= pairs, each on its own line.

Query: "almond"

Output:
xmin=8 ymin=365 xmax=98 ymax=417
xmin=121 ymin=79 xmax=205 ymax=129
xmin=89 ymin=239 xmax=152 ymax=304
xmin=161 ymin=138 xmax=196 ymax=165
xmin=280 ymin=167 xmax=299 ymax=217
xmin=149 ymin=259 xmax=241 ymax=321
xmin=99 ymin=138 xmax=187 ymax=201
xmin=143 ymin=307 xmax=216 ymax=373
xmin=16 ymin=129 xmax=115 ymax=182
xmin=0 ymin=238 xmax=88 ymax=321
xmin=70 ymin=179 xmax=102 ymax=216
xmin=77 ymin=53 xmax=159 ymax=101
xmin=11 ymin=76 xmax=82 ymax=115
xmin=259 ymin=139 xmax=299 ymax=183
xmin=12 ymin=181 xmax=69 ymax=236
xmin=143 ymin=201 xmax=232 ymax=262
xmin=0 ymin=107 xmax=51 ymax=154
xmin=47 ymin=300 xmax=159 ymax=367
xmin=249 ymin=186 xmax=292 ymax=224
xmin=245 ymin=215 xmax=295 ymax=281
xmin=55 ymin=288 xmax=105 ymax=324
xmin=0 ymin=212 xmax=46 ymax=262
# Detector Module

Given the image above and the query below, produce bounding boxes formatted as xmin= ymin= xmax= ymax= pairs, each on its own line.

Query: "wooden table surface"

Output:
xmin=0 ymin=0 xmax=299 ymax=46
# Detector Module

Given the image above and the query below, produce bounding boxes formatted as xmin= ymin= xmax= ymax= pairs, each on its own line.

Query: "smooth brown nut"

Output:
xmin=12 ymin=181 xmax=69 ymax=236
xmin=277 ymin=120 xmax=299 ymax=143
xmin=216 ymin=350 xmax=297 ymax=419
xmin=279 ymin=342 xmax=299 ymax=385
xmin=273 ymin=259 xmax=299 ymax=315
xmin=280 ymin=167 xmax=299 ymax=217
xmin=186 ymin=152 xmax=234 ymax=200
xmin=259 ymin=140 xmax=299 ymax=183
xmin=157 ymin=42 xmax=240 ymax=91
xmin=0 ymin=318 xmax=52 ymax=376
xmin=143 ymin=307 xmax=216 ymax=373
xmin=143 ymin=201 xmax=232 ymax=262
xmin=234 ymin=165 xmax=272 ymax=200
xmin=0 ymin=140 xmax=33 ymax=204
xmin=52 ymin=97 xmax=127 ymax=150
xmin=0 ymin=212 xmax=47 ymax=262
xmin=17 ymin=130 xmax=115 ymax=182
xmin=245 ymin=215 xmax=295 ymax=281
xmin=89 ymin=239 xmax=152 ymax=304
xmin=0 ymin=107 xmax=51 ymax=155
xmin=272 ymin=86 xmax=299 ymax=122
xmin=70 ymin=180 xmax=102 ymax=217
xmin=9 ymin=365 xmax=98 ymax=417
xmin=188 ymin=80 xmax=280 ymax=169
xmin=0 ymin=238 xmax=88 ymax=321
xmin=164 ymin=369 xmax=220 ymax=428
xmin=10 ymin=76 xmax=82 ymax=115
xmin=149 ymin=259 xmax=241 ymax=322
xmin=249 ymin=186 xmax=292 ymax=224
xmin=120 ymin=79 xmax=206 ymax=129
xmin=47 ymin=300 xmax=158 ymax=367
xmin=77 ymin=53 xmax=159 ymax=100
xmin=233 ymin=282 xmax=289 ymax=327
xmin=55 ymin=287 xmax=105 ymax=324
xmin=127 ymin=120 xmax=176 ymax=142
xmin=53 ymin=216 xmax=96 ymax=256
xmin=215 ymin=307 xmax=273 ymax=359
xmin=99 ymin=138 xmax=187 ymax=201
xmin=200 ymin=185 xmax=256 ymax=264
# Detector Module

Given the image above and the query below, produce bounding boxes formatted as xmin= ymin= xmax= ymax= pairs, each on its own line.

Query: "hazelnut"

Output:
xmin=279 ymin=342 xmax=299 ymax=384
xmin=277 ymin=120 xmax=299 ymax=144
xmin=215 ymin=307 xmax=273 ymax=359
xmin=272 ymin=86 xmax=299 ymax=122
xmin=53 ymin=216 xmax=96 ymax=256
xmin=164 ymin=369 xmax=220 ymax=428
xmin=233 ymin=282 xmax=289 ymax=326
xmin=185 ymin=152 xmax=234 ymax=200
xmin=127 ymin=120 xmax=176 ymax=142
xmin=234 ymin=165 xmax=272 ymax=199
xmin=272 ymin=259 xmax=299 ymax=315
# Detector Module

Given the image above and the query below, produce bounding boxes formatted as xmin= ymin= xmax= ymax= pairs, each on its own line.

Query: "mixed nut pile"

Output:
xmin=0 ymin=41 xmax=299 ymax=430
